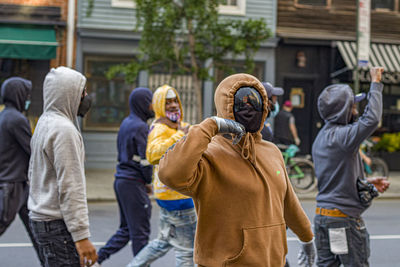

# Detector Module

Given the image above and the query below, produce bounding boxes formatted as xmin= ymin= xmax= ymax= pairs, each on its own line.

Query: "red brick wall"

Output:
xmin=2 ymin=0 xmax=77 ymax=68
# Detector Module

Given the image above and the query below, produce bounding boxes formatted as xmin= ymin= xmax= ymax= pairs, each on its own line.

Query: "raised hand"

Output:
xmin=211 ymin=117 xmax=245 ymax=145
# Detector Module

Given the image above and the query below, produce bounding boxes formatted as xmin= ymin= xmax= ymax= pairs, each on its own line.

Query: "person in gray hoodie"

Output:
xmin=28 ymin=67 xmax=97 ymax=267
xmin=312 ymin=67 xmax=390 ymax=267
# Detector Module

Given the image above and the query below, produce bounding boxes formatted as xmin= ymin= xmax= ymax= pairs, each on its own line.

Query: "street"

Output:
xmin=1 ymin=199 xmax=400 ymax=267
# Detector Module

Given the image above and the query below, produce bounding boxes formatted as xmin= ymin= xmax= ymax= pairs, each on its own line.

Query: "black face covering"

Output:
xmin=78 ymin=94 xmax=92 ymax=117
xmin=234 ymin=87 xmax=263 ymax=133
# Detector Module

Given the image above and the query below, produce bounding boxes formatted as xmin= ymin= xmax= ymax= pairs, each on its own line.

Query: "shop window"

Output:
xmin=296 ymin=0 xmax=330 ymax=7
xmin=219 ymin=0 xmax=246 ymax=15
xmin=111 ymin=0 xmax=135 ymax=8
xmin=372 ymin=0 xmax=398 ymax=11
xmin=83 ymin=56 xmax=136 ymax=131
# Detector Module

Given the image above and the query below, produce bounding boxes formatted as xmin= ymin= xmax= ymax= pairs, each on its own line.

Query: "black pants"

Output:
xmin=97 ymin=178 xmax=152 ymax=263
xmin=0 ymin=182 xmax=44 ymax=266
xmin=30 ymin=219 xmax=80 ymax=267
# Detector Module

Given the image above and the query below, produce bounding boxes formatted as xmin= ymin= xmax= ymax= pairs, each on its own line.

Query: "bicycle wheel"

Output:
xmin=287 ymin=158 xmax=317 ymax=193
xmin=367 ymin=157 xmax=389 ymax=178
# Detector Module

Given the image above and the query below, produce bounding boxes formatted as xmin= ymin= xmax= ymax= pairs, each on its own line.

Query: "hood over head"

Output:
xmin=318 ymin=84 xmax=354 ymax=125
xmin=129 ymin=87 xmax=154 ymax=121
xmin=1 ymin=77 xmax=32 ymax=112
xmin=43 ymin=67 xmax=86 ymax=121
xmin=214 ymin=73 xmax=268 ymax=134
xmin=152 ymin=84 xmax=184 ymax=121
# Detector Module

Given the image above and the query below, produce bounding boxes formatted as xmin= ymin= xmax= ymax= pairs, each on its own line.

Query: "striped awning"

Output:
xmin=337 ymin=41 xmax=400 ymax=72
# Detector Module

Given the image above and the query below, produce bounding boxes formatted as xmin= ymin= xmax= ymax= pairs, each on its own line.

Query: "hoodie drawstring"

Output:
xmin=241 ymin=132 xmax=256 ymax=162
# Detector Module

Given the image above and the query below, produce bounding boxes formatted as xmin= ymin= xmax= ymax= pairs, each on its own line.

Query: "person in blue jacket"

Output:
xmin=312 ymin=67 xmax=390 ymax=267
xmin=0 ymin=77 xmax=43 ymax=265
xmin=96 ymin=87 xmax=154 ymax=265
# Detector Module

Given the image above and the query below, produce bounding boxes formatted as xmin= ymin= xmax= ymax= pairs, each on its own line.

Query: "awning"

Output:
xmin=337 ymin=41 xmax=400 ymax=72
xmin=0 ymin=24 xmax=58 ymax=60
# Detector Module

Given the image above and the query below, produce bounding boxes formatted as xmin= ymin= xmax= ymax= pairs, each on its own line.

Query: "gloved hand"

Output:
xmin=298 ymin=238 xmax=315 ymax=267
xmin=295 ymin=137 xmax=301 ymax=146
xmin=211 ymin=116 xmax=245 ymax=145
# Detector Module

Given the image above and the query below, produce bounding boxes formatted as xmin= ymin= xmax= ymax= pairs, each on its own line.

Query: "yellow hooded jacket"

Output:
xmin=146 ymin=84 xmax=191 ymax=202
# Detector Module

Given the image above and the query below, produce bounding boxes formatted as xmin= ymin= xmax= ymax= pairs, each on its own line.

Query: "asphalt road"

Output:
xmin=1 ymin=199 xmax=400 ymax=267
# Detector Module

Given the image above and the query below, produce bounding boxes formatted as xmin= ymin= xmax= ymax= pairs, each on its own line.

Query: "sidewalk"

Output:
xmin=85 ymin=169 xmax=400 ymax=201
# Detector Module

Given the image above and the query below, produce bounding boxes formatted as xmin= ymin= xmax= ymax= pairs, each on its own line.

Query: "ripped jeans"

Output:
xmin=314 ymin=214 xmax=370 ymax=267
xmin=127 ymin=207 xmax=197 ymax=267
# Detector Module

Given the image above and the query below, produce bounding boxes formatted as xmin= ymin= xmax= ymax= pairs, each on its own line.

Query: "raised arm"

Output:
xmin=338 ymin=68 xmax=384 ymax=152
xmin=158 ymin=117 xmax=245 ymax=196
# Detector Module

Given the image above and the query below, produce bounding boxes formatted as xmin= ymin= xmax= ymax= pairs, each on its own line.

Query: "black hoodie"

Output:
xmin=312 ymin=82 xmax=383 ymax=217
xmin=0 ymin=77 xmax=32 ymax=183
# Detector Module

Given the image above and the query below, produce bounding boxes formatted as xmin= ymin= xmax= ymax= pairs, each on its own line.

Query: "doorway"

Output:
xmin=282 ymin=78 xmax=317 ymax=154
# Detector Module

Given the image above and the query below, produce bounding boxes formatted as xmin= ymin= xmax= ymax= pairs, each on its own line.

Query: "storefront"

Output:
xmin=275 ymin=39 xmax=400 ymax=155
xmin=0 ymin=3 xmax=66 ymax=125
xmin=0 ymin=24 xmax=58 ymax=120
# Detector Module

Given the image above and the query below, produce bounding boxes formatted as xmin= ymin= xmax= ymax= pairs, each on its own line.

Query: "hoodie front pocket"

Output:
xmin=224 ymin=223 xmax=287 ymax=267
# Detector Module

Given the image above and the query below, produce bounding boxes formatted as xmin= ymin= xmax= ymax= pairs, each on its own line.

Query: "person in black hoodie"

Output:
xmin=96 ymin=87 xmax=154 ymax=265
xmin=0 ymin=77 xmax=43 ymax=265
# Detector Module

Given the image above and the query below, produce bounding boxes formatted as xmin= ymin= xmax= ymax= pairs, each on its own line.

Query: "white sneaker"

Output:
xmin=92 ymin=263 xmax=101 ymax=267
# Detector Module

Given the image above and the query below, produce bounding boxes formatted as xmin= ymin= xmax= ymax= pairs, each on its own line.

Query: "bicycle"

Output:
xmin=361 ymin=139 xmax=389 ymax=178
xmin=277 ymin=144 xmax=317 ymax=193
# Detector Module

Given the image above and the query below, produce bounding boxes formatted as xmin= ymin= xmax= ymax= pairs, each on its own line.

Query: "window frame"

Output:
xmin=294 ymin=0 xmax=332 ymax=9
xmin=111 ymin=0 xmax=136 ymax=9
xmin=371 ymin=0 xmax=399 ymax=12
xmin=219 ymin=0 xmax=246 ymax=16
xmin=82 ymin=55 xmax=136 ymax=132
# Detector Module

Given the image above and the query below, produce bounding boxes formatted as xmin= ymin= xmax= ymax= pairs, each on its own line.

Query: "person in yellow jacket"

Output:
xmin=127 ymin=85 xmax=196 ymax=267
xmin=157 ymin=74 xmax=315 ymax=267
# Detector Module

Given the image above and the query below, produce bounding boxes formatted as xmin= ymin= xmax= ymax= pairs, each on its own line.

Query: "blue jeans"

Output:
xmin=314 ymin=214 xmax=370 ymax=267
xmin=29 ymin=219 xmax=80 ymax=267
xmin=127 ymin=207 xmax=197 ymax=267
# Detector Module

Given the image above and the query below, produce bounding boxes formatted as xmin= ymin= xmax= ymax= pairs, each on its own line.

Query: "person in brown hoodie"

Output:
xmin=158 ymin=73 xmax=315 ymax=267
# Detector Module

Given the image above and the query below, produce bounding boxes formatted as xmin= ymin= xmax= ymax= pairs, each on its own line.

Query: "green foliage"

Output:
xmin=86 ymin=0 xmax=94 ymax=17
xmin=108 ymin=0 xmax=271 ymax=83
xmin=373 ymin=133 xmax=400 ymax=153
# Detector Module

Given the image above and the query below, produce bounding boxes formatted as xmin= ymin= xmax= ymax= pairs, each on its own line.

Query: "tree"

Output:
xmin=107 ymin=0 xmax=271 ymax=121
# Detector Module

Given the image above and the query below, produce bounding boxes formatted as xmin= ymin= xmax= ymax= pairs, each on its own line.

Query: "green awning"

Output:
xmin=0 ymin=25 xmax=58 ymax=60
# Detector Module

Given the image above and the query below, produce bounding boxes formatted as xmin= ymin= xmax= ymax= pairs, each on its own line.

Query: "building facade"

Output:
xmin=276 ymin=0 xmax=400 ymax=154
xmin=77 ymin=0 xmax=279 ymax=169
xmin=0 ymin=0 xmax=71 ymax=123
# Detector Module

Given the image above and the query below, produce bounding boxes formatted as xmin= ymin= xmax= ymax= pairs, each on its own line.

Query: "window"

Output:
xmin=296 ymin=0 xmax=329 ymax=6
xmin=372 ymin=0 xmax=397 ymax=11
xmin=111 ymin=0 xmax=135 ymax=8
xmin=83 ymin=56 xmax=136 ymax=130
xmin=219 ymin=0 xmax=246 ymax=16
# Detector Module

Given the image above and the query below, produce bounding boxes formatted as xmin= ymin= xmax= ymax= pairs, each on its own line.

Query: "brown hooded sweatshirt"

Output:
xmin=158 ymin=73 xmax=313 ymax=267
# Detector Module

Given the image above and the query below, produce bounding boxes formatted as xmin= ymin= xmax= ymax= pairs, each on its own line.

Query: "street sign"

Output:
xmin=357 ymin=0 xmax=371 ymax=68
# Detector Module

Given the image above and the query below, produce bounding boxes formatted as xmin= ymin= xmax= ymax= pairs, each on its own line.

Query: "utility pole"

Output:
xmin=356 ymin=0 xmax=371 ymax=93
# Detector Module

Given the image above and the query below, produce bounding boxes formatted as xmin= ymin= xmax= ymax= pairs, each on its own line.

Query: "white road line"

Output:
xmin=0 ymin=242 xmax=106 ymax=248
xmin=1 ymin=236 xmax=400 ymax=248
xmin=286 ymin=235 xmax=400 ymax=241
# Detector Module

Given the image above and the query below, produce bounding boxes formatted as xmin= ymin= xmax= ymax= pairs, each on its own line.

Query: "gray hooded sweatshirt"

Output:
xmin=312 ymin=82 xmax=383 ymax=217
xmin=28 ymin=67 xmax=90 ymax=242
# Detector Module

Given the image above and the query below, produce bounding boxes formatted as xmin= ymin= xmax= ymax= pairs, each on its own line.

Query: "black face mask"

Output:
xmin=234 ymin=105 xmax=263 ymax=133
xmin=78 ymin=94 xmax=92 ymax=117
xmin=234 ymin=87 xmax=264 ymax=133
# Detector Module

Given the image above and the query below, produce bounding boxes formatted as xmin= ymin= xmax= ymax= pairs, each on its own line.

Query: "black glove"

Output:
xmin=211 ymin=116 xmax=245 ymax=145
xmin=298 ymin=238 xmax=316 ymax=267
